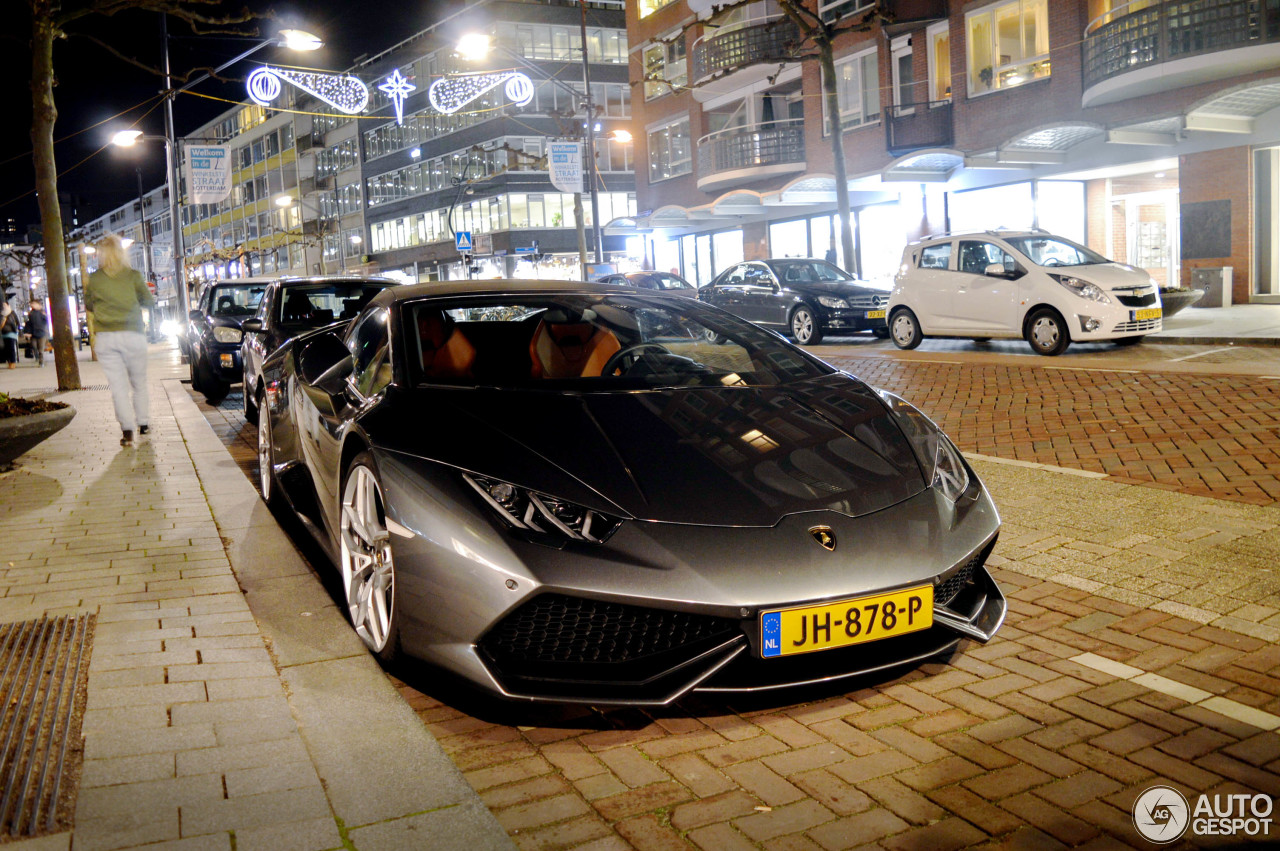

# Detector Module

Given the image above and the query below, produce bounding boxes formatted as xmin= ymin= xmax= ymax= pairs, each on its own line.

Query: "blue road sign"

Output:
xmin=455 ymin=231 xmax=473 ymax=252
xmin=514 ymin=245 xmax=536 ymax=254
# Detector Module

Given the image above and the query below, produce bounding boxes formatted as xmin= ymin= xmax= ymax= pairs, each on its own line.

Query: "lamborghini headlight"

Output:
xmin=213 ymin=326 xmax=243 ymax=344
xmin=874 ymin=389 xmax=971 ymax=503
xmin=463 ymin=473 xmax=623 ymax=544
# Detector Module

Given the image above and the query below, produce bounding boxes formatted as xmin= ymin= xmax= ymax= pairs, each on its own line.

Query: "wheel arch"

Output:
xmin=1021 ymin=303 xmax=1066 ymax=338
xmin=340 ymin=431 xmax=372 ymax=482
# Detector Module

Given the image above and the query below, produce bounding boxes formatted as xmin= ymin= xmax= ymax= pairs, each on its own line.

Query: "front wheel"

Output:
xmin=256 ymin=394 xmax=280 ymax=507
xmin=339 ymin=452 xmax=401 ymax=663
xmin=1025 ymin=308 xmax=1070 ymax=356
xmin=889 ymin=308 xmax=923 ymax=350
xmin=790 ymin=306 xmax=823 ymax=345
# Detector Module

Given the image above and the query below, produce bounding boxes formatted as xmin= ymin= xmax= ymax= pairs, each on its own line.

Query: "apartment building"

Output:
xmin=628 ymin=0 xmax=1280 ymax=304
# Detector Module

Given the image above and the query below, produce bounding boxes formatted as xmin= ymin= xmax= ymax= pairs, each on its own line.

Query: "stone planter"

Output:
xmin=1160 ymin=289 xmax=1204 ymax=318
xmin=0 ymin=405 xmax=76 ymax=469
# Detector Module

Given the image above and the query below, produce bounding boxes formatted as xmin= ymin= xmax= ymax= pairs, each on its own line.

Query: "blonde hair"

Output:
xmin=96 ymin=234 xmax=132 ymax=276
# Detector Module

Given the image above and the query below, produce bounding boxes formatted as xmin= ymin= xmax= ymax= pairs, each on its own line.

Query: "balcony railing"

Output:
xmin=885 ymin=100 xmax=954 ymax=155
xmin=697 ymin=120 xmax=806 ymax=189
xmin=1083 ymin=0 xmax=1280 ymax=92
xmin=691 ymin=15 xmax=801 ymax=82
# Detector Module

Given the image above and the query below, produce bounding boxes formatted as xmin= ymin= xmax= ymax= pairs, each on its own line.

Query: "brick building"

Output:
xmin=625 ymin=0 xmax=1280 ymax=305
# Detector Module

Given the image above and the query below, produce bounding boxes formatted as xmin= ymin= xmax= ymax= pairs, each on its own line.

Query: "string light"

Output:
xmin=378 ymin=70 xmax=417 ymax=125
xmin=427 ymin=72 xmax=534 ymax=115
xmin=247 ymin=66 xmax=370 ymax=115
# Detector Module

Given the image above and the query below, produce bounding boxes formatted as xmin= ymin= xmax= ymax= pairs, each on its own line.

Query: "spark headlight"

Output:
xmin=463 ymin=473 xmax=623 ymax=544
xmin=875 ymin=389 xmax=971 ymax=503
xmin=1048 ymin=274 xmax=1111 ymax=304
xmin=213 ymin=326 xmax=244 ymax=344
xmin=818 ymin=296 xmax=849 ymax=309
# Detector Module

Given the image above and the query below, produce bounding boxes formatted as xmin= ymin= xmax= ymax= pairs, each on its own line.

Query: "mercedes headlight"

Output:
xmin=875 ymin=389 xmax=971 ymax=503
xmin=817 ymin=296 xmax=849 ymax=309
xmin=1048 ymin=274 xmax=1111 ymax=304
xmin=213 ymin=326 xmax=243 ymax=344
xmin=463 ymin=473 xmax=623 ymax=544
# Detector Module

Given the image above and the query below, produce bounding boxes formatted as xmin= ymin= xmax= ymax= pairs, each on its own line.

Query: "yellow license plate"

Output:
xmin=1134 ymin=308 xmax=1162 ymax=321
xmin=761 ymin=585 xmax=933 ymax=658
xmin=866 ymin=309 xmax=886 ymax=319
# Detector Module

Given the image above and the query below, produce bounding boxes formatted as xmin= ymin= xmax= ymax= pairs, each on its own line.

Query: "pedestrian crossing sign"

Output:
xmin=455 ymin=231 xmax=473 ymax=252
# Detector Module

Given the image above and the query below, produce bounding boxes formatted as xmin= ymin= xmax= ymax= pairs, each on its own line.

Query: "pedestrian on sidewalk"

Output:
xmin=86 ymin=234 xmax=155 ymax=445
xmin=24 ymin=302 xmax=48 ymax=367
xmin=0 ymin=302 xmax=18 ymax=368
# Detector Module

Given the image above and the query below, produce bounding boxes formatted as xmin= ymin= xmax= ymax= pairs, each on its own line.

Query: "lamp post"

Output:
xmin=457 ymin=20 xmax=608 ymax=269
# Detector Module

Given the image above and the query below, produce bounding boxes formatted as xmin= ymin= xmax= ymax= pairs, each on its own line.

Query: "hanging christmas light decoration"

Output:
xmin=247 ymin=66 xmax=370 ymax=114
xmin=427 ymin=71 xmax=535 ymax=115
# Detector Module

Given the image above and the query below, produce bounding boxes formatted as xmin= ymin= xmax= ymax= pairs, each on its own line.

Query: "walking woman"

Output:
xmin=0 ymin=302 xmax=18 ymax=368
xmin=86 ymin=234 xmax=155 ymax=445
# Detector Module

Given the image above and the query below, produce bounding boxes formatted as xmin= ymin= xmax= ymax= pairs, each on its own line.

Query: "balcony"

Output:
xmin=697 ymin=120 xmax=806 ymax=192
xmin=691 ymin=15 xmax=801 ymax=90
xmin=885 ymin=100 xmax=954 ymax=155
xmin=882 ymin=0 xmax=949 ymax=36
xmin=1083 ymin=0 xmax=1280 ymax=107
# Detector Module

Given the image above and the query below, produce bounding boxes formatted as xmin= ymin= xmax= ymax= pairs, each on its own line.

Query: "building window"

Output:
xmin=966 ymin=0 xmax=1050 ymax=95
xmin=928 ymin=23 xmax=951 ymax=102
xmin=891 ymin=36 xmax=914 ymax=113
xmin=823 ymin=48 xmax=880 ymax=134
xmin=639 ymin=0 xmax=677 ymax=19
xmin=647 ymin=118 xmax=692 ymax=183
xmin=644 ymin=36 xmax=686 ymax=101
xmin=817 ymin=0 xmax=873 ymax=25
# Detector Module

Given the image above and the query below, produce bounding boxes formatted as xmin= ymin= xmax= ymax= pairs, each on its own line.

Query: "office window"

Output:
xmin=647 ymin=118 xmax=691 ymax=183
xmin=967 ymin=0 xmax=1050 ymax=95
xmin=824 ymin=48 xmax=880 ymax=133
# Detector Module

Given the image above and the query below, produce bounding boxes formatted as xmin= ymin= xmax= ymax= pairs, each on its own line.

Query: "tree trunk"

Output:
xmin=30 ymin=8 xmax=81 ymax=391
xmin=818 ymin=39 xmax=858 ymax=277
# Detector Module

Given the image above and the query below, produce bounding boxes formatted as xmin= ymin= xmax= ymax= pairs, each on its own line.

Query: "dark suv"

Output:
xmin=700 ymin=259 xmax=891 ymax=344
xmin=187 ymin=278 xmax=270 ymax=402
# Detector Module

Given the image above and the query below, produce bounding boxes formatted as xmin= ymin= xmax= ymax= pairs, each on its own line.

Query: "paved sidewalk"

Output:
xmin=0 ymin=345 xmax=512 ymax=851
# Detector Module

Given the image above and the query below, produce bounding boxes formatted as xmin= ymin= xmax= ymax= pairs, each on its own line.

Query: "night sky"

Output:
xmin=2 ymin=0 xmax=448 ymax=237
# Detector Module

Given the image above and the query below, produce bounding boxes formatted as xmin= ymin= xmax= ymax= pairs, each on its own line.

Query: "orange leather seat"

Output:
xmin=418 ymin=310 xmax=476 ymax=381
xmin=529 ymin=317 xmax=621 ymax=379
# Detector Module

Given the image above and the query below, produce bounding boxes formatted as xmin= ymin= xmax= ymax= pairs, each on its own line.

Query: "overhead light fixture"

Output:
xmin=278 ymin=29 xmax=323 ymax=51
xmin=456 ymin=33 xmax=492 ymax=61
xmin=111 ymin=130 xmax=144 ymax=147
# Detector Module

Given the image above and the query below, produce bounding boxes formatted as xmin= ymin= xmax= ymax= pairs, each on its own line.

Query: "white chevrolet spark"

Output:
xmin=888 ymin=231 xmax=1163 ymax=356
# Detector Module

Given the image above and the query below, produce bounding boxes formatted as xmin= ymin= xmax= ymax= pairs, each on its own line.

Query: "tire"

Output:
xmin=889 ymin=308 xmax=922 ymax=350
xmin=1025 ymin=308 xmax=1070 ymax=356
xmin=244 ymin=380 xmax=259 ymax=425
xmin=256 ymin=392 xmax=281 ymax=507
xmin=790 ymin=305 xmax=823 ymax=345
xmin=204 ymin=378 xmax=230 ymax=404
xmin=1114 ymin=336 xmax=1144 ymax=347
xmin=339 ymin=451 xmax=401 ymax=663
xmin=188 ymin=358 xmax=203 ymax=393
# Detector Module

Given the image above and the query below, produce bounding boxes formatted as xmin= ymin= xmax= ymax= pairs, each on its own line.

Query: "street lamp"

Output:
xmin=458 ymin=7 xmax=607 ymax=270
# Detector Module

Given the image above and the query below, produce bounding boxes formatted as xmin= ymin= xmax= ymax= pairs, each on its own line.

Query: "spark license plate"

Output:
xmin=1133 ymin=307 xmax=1162 ymax=321
xmin=866 ymin=309 xmax=887 ymax=319
xmin=760 ymin=585 xmax=933 ymax=658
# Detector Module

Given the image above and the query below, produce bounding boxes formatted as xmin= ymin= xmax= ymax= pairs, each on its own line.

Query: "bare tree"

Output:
xmin=26 ymin=0 xmax=254 ymax=391
xmin=643 ymin=0 xmax=888 ymax=274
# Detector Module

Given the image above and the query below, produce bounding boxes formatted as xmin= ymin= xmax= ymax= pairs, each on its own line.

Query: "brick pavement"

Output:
xmin=188 ymin=355 xmax=1280 ymax=850
xmin=822 ymin=355 xmax=1280 ymax=507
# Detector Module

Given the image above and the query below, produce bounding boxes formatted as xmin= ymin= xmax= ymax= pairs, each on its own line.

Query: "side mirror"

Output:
xmin=241 ymin=318 xmax=264 ymax=333
xmin=983 ymin=263 xmax=1007 ymax=278
xmin=189 ymin=310 xmax=203 ymax=321
xmin=297 ymin=331 xmax=353 ymax=387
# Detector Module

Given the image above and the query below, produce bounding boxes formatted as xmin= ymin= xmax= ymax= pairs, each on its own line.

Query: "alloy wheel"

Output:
xmin=257 ymin=403 xmax=274 ymax=502
xmin=792 ymin=308 xmax=815 ymax=345
xmin=340 ymin=464 xmax=395 ymax=653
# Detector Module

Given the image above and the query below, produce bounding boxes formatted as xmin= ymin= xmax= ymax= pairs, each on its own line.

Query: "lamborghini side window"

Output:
xmin=347 ymin=308 xmax=391 ymax=397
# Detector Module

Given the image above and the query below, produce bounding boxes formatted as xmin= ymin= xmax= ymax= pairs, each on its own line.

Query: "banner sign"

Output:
xmin=548 ymin=141 xmax=583 ymax=194
xmin=185 ymin=145 xmax=231 ymax=204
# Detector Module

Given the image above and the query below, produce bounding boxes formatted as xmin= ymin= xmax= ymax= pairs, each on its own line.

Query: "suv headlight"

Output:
xmin=817 ymin=296 xmax=848 ymax=309
xmin=874 ymin=389 xmax=971 ymax=503
xmin=463 ymin=473 xmax=623 ymax=544
xmin=1048 ymin=273 xmax=1111 ymax=304
xmin=213 ymin=326 xmax=243 ymax=344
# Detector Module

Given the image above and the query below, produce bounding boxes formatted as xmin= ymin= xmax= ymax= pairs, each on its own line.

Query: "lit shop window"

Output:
xmin=967 ymin=0 xmax=1050 ymax=95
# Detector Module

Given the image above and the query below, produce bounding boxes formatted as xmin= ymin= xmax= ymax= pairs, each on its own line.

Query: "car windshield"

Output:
xmin=279 ymin=282 xmax=395 ymax=327
xmin=645 ymin=272 xmax=692 ymax=290
xmin=406 ymin=293 xmax=833 ymax=389
xmin=771 ymin=260 xmax=854 ymax=283
xmin=1004 ymin=236 xmax=1110 ymax=267
xmin=209 ymin=285 xmax=266 ymax=317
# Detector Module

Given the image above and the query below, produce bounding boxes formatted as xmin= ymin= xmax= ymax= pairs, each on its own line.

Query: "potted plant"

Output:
xmin=1159 ymin=286 xmax=1204 ymax=318
xmin=0 ymin=392 xmax=75 ymax=470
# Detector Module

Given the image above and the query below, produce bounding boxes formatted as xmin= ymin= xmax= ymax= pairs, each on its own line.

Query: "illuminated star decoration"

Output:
xmin=378 ymin=70 xmax=417 ymax=125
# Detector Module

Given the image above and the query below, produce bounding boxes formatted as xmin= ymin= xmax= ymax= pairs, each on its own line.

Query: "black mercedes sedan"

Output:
xmin=700 ymin=259 xmax=891 ymax=344
xmin=186 ymin=278 xmax=270 ymax=403
xmin=240 ymin=275 xmax=401 ymax=424
xmin=594 ymin=270 xmax=696 ymax=296
xmin=254 ymin=280 xmax=1004 ymax=705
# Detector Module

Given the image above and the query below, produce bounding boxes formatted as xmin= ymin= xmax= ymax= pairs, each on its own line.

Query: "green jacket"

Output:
xmin=86 ymin=267 xmax=155 ymax=333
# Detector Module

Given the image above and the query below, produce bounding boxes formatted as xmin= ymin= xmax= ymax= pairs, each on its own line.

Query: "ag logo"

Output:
xmin=1133 ymin=785 xmax=1190 ymax=843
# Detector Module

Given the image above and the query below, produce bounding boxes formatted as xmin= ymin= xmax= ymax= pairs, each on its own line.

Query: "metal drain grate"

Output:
xmin=57 ymin=384 xmax=109 ymax=393
xmin=0 ymin=615 xmax=92 ymax=837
